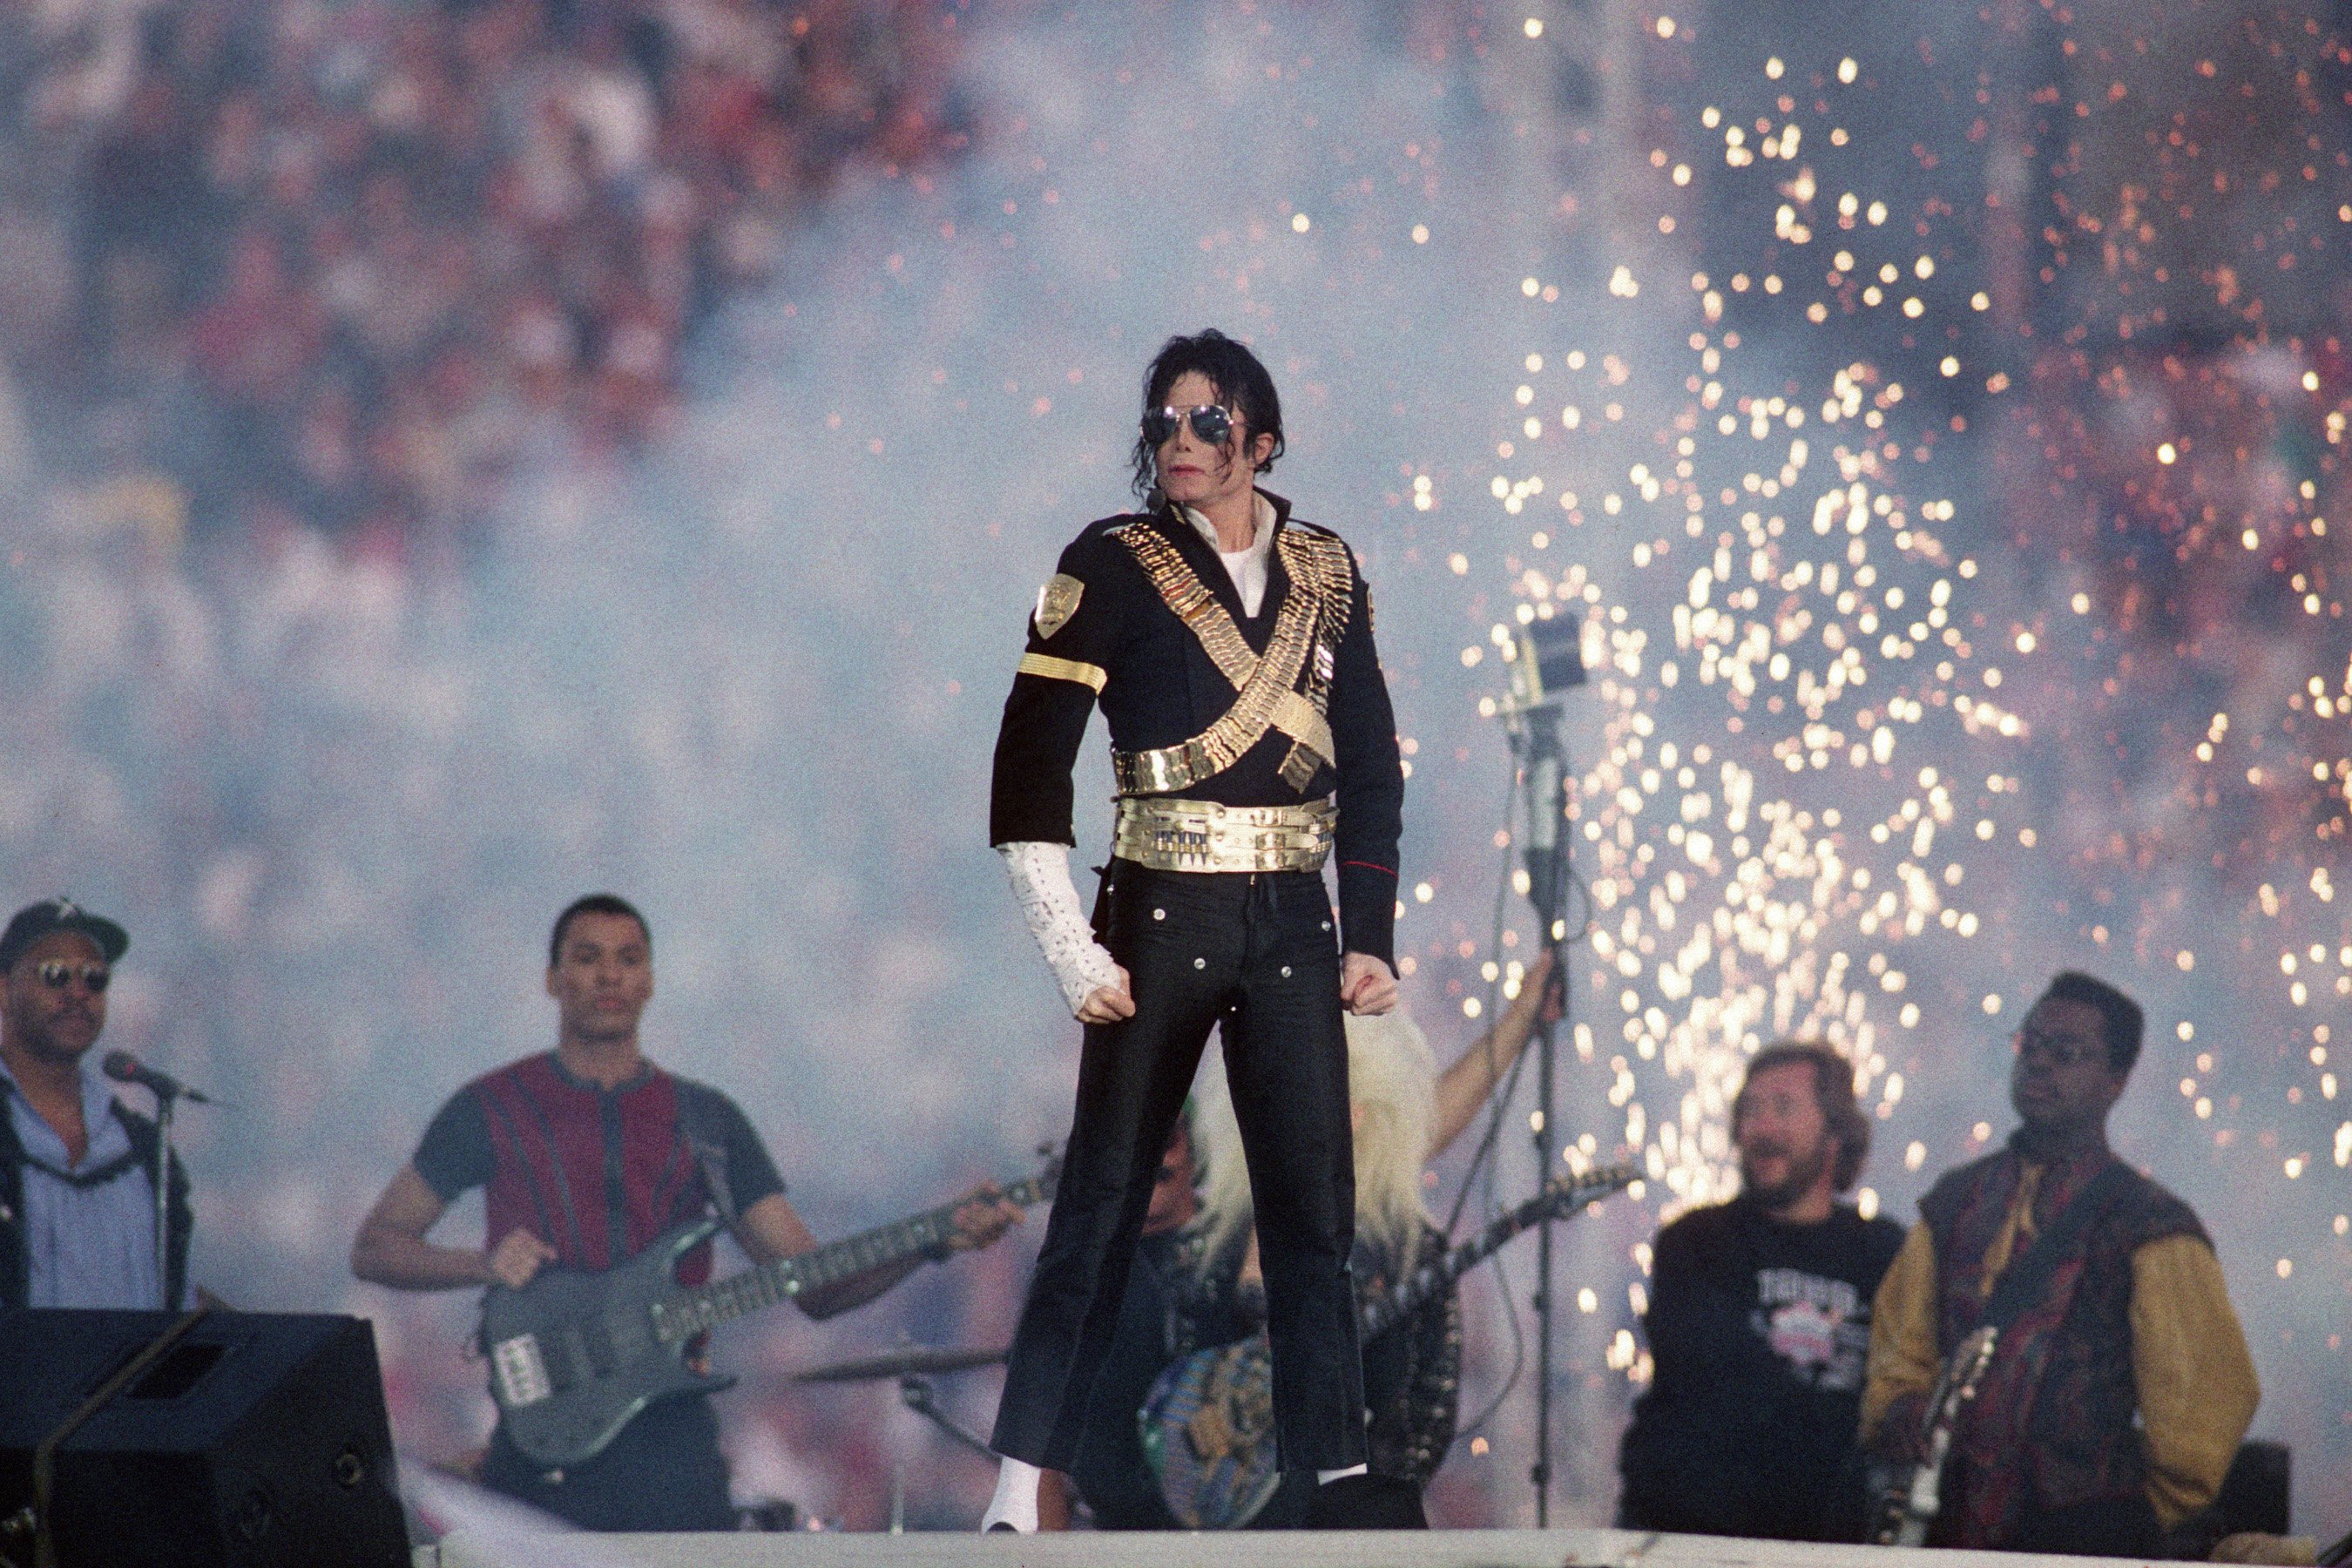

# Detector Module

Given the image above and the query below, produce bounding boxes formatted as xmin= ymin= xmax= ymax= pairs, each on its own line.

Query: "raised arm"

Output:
xmin=1430 ymin=949 xmax=1558 ymax=1158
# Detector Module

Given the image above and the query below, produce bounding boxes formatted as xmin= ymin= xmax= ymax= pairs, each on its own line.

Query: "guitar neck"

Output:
xmin=1358 ymin=1164 xmax=1634 ymax=1341
xmin=661 ymin=1172 xmax=1051 ymax=1340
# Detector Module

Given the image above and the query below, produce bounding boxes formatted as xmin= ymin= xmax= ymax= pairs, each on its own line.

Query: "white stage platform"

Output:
xmin=422 ymin=1527 xmax=2153 ymax=1568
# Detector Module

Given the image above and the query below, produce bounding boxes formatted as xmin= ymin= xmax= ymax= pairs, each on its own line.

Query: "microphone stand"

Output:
xmin=152 ymin=1086 xmax=177 ymax=1310
xmin=1509 ymin=701 xmax=1574 ymax=1527
xmin=116 ymin=1081 xmax=184 ymax=1311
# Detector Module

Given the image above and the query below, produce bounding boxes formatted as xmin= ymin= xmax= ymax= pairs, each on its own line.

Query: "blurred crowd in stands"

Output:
xmin=1981 ymin=3 xmax=2352 ymax=892
xmin=0 ymin=0 xmax=961 ymax=563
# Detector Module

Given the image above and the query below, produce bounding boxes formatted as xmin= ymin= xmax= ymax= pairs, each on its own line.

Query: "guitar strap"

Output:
xmin=673 ymin=1085 xmax=740 ymax=1228
xmin=1976 ymin=1159 xmax=2132 ymax=1334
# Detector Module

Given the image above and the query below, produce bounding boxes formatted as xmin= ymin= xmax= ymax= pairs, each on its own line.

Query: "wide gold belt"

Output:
xmin=1111 ymin=797 xmax=1335 ymax=874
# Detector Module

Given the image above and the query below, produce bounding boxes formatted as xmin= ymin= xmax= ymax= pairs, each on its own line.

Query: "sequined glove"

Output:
xmin=999 ymin=841 xmax=1124 ymax=1017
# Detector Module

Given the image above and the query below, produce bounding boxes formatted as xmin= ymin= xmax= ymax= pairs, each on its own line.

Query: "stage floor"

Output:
xmin=425 ymin=1527 xmax=2144 ymax=1568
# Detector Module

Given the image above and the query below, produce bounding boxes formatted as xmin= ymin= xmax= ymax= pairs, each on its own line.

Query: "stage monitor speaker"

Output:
xmin=0 ymin=1309 xmax=409 ymax=1568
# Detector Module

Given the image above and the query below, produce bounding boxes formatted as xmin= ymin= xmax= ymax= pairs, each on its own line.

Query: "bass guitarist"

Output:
xmin=350 ymin=893 xmax=1023 ymax=1531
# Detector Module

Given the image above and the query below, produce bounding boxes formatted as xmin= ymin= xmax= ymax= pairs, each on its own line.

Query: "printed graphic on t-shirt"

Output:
xmin=1752 ymin=1266 xmax=1871 ymax=1391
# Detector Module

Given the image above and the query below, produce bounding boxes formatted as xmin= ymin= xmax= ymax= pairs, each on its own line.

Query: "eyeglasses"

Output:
xmin=34 ymin=961 xmax=110 ymax=993
xmin=1142 ymin=404 xmax=1233 ymax=449
xmin=2012 ymin=1028 xmax=2103 ymax=1069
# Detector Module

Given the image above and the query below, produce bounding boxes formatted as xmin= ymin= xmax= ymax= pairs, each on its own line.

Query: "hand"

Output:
xmin=481 ymin=1228 xmax=557 ymax=1290
xmin=1874 ymin=1391 xmax=1930 ymax=1468
xmin=1077 ymin=964 xmax=1136 ymax=1024
xmin=1527 ymin=947 xmax=1565 ymax=1024
xmin=1341 ymin=952 xmax=1397 ymax=1015
xmin=944 ymin=1182 xmax=1026 ymax=1254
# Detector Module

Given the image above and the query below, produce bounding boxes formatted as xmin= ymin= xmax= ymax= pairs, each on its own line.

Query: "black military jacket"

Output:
xmin=989 ymin=491 xmax=1404 ymax=965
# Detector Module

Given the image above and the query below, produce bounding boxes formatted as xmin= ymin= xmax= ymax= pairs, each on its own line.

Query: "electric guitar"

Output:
xmin=1874 ymin=1324 xmax=1998 ymax=1546
xmin=480 ymin=1153 xmax=1058 ymax=1469
xmin=1139 ymin=1161 xmax=1638 ymax=1529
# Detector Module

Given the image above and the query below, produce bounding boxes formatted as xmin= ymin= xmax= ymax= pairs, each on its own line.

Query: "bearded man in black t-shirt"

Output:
xmin=1619 ymin=1041 xmax=1904 ymax=1542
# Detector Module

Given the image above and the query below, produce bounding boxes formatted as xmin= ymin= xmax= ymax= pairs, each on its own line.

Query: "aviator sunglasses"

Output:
xmin=34 ymin=960 xmax=110 ymax=992
xmin=1141 ymin=403 xmax=1234 ymax=449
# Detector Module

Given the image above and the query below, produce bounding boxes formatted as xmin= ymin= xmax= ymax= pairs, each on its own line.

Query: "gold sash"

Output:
xmin=1109 ymin=515 xmax=1354 ymax=795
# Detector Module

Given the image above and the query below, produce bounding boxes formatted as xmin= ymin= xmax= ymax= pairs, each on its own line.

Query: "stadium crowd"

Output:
xmin=2 ymin=0 xmax=961 ymax=562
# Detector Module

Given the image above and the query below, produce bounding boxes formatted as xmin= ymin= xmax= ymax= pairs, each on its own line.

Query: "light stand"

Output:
xmin=1499 ymin=613 xmax=1585 ymax=1527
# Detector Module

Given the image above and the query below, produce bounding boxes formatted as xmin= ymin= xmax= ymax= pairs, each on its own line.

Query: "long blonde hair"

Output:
xmin=1191 ymin=1009 xmax=1438 ymax=1275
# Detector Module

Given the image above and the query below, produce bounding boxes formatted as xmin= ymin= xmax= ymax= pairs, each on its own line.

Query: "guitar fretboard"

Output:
xmin=652 ymin=1173 xmax=1051 ymax=1342
xmin=1357 ymin=1164 xmax=1635 ymax=1341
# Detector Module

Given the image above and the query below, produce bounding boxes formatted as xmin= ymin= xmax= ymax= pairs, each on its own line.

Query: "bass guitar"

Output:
xmin=481 ymin=1153 xmax=1058 ymax=1470
xmin=1139 ymin=1161 xmax=1637 ymax=1529
xmin=1873 ymin=1324 xmax=1998 ymax=1546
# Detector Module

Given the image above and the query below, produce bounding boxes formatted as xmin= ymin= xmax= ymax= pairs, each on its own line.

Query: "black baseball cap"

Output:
xmin=0 ymin=898 xmax=129 ymax=970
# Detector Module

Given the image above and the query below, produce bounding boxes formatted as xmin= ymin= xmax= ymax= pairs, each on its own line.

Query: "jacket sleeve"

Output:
xmin=1328 ymin=548 xmax=1402 ymax=965
xmin=989 ymin=534 xmax=1121 ymax=847
xmin=2130 ymin=1234 xmax=2259 ymax=1528
xmin=1860 ymin=1220 xmax=1942 ymax=1451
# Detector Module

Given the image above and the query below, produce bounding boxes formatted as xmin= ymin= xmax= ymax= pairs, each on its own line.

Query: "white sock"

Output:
xmin=1316 ymin=1463 xmax=1368 ymax=1484
xmin=983 ymin=1457 xmax=1043 ymax=1533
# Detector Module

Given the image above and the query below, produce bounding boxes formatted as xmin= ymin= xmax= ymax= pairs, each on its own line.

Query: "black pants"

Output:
xmin=991 ymin=862 xmax=1367 ymax=1472
xmin=481 ymin=1395 xmax=735 ymax=1531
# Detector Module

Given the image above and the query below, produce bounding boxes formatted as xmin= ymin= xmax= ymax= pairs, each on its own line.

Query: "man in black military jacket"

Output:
xmin=981 ymin=329 xmax=1407 ymax=1531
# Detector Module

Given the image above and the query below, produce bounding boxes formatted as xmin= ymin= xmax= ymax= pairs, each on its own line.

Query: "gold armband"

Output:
xmin=1017 ymin=652 xmax=1107 ymax=692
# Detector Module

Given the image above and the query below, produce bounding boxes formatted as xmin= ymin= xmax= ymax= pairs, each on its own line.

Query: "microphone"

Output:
xmin=1521 ymin=730 xmax=1569 ymax=933
xmin=102 ymin=1051 xmax=212 ymax=1105
xmin=1525 ymin=747 xmax=1562 ymax=856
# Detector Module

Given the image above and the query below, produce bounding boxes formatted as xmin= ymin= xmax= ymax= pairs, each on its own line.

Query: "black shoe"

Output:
xmin=1301 ymin=1473 xmax=1429 ymax=1530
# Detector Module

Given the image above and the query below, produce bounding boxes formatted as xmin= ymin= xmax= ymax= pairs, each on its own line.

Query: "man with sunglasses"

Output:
xmin=1860 ymin=971 xmax=2258 ymax=1556
xmin=983 ymin=328 xmax=1406 ymax=1531
xmin=0 ymin=896 xmax=193 ymax=1310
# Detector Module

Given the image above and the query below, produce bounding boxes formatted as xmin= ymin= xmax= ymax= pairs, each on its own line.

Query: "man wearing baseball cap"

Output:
xmin=0 ymin=896 xmax=192 ymax=1309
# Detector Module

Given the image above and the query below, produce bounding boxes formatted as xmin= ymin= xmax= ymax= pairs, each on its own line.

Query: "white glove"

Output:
xmin=999 ymin=841 xmax=1124 ymax=1017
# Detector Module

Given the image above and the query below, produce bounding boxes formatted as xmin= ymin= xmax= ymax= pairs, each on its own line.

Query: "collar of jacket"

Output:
xmin=1141 ymin=489 xmax=1298 ymax=626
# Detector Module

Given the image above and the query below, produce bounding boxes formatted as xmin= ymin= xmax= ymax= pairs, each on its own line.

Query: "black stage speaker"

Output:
xmin=0 ymin=1310 xmax=408 ymax=1568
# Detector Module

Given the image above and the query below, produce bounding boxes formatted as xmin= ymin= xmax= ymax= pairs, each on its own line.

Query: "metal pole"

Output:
xmin=1532 ymin=994 xmax=1556 ymax=1524
xmin=1515 ymin=715 xmax=1574 ymax=1527
xmin=152 ymin=1092 xmax=175 ymax=1310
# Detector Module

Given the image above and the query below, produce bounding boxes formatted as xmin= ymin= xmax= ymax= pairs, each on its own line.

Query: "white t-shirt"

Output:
xmin=1179 ymin=491 xmax=1278 ymax=617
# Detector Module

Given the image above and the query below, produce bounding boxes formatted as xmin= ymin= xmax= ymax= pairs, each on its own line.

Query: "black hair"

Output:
xmin=1734 ymin=1040 xmax=1872 ymax=1193
xmin=549 ymin=893 xmax=651 ymax=968
xmin=2040 ymin=970 xmax=2144 ymax=1077
xmin=1128 ymin=328 xmax=1286 ymax=498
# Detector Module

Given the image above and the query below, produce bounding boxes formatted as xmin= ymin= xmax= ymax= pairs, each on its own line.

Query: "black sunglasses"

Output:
xmin=1142 ymin=404 xmax=1233 ymax=449
xmin=35 ymin=961 xmax=110 ymax=993
xmin=2011 ymin=1028 xmax=2103 ymax=1070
